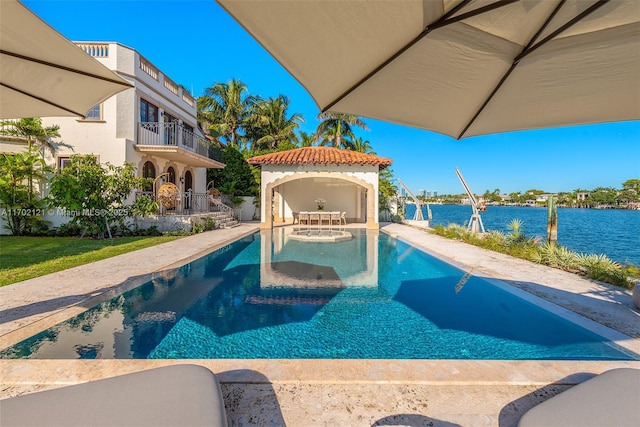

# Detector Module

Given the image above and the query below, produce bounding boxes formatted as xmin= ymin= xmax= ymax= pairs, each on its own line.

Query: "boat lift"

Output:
xmin=398 ymin=179 xmax=431 ymax=223
xmin=455 ymin=168 xmax=485 ymax=233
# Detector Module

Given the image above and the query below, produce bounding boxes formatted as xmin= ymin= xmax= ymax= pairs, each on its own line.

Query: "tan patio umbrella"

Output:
xmin=0 ymin=0 xmax=132 ymax=119
xmin=217 ymin=0 xmax=640 ymax=139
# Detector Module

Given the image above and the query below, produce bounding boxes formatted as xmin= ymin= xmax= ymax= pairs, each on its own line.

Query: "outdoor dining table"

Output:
xmin=299 ymin=211 xmax=341 ymax=226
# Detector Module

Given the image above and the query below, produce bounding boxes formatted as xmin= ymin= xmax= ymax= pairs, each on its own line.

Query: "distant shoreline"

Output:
xmin=407 ymin=201 xmax=640 ymax=211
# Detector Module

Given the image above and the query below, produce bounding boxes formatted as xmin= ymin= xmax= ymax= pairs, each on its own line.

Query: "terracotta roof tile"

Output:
xmin=247 ymin=147 xmax=392 ymax=169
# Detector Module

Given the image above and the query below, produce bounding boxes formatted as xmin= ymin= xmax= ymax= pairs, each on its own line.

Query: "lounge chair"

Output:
xmin=517 ymin=368 xmax=640 ymax=427
xmin=0 ymin=364 xmax=228 ymax=427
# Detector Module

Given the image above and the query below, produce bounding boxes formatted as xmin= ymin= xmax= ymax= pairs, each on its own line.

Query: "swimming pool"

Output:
xmin=1 ymin=228 xmax=637 ymax=360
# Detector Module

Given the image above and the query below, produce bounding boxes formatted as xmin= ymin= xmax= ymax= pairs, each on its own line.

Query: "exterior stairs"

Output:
xmin=207 ymin=209 xmax=239 ymax=228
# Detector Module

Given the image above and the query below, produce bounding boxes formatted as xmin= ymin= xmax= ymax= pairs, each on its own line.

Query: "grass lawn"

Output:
xmin=0 ymin=235 xmax=184 ymax=287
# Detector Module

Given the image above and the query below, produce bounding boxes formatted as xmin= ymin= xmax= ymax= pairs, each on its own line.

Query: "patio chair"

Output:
xmin=0 ymin=364 xmax=229 ymax=427
xmin=320 ymin=212 xmax=331 ymax=226
xmin=309 ymin=212 xmax=320 ymax=225
xmin=330 ymin=211 xmax=341 ymax=226
xmin=292 ymin=211 xmax=299 ymax=224
xmin=299 ymin=211 xmax=309 ymax=225
xmin=517 ymin=368 xmax=640 ymax=427
xmin=340 ymin=211 xmax=347 ymax=225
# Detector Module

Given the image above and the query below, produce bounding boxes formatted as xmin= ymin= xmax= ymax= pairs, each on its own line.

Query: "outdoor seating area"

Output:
xmin=295 ymin=211 xmax=346 ymax=226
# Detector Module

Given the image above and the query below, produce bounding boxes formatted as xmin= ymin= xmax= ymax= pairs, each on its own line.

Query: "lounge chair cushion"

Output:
xmin=0 ymin=364 xmax=228 ymax=427
xmin=517 ymin=368 xmax=640 ymax=427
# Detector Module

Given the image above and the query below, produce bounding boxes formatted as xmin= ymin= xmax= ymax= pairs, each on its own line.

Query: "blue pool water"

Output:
xmin=1 ymin=229 xmax=636 ymax=360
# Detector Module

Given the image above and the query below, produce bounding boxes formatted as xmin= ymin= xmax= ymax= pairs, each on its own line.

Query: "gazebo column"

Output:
xmin=261 ymin=184 xmax=273 ymax=229
xmin=366 ymin=187 xmax=378 ymax=229
xmin=273 ymin=187 xmax=282 ymax=223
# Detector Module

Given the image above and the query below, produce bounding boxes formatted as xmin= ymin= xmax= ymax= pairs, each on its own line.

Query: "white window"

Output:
xmin=58 ymin=156 xmax=72 ymax=171
xmin=85 ymin=104 xmax=102 ymax=120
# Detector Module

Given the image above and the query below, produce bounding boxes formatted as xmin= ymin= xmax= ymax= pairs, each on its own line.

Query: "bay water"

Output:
xmin=405 ymin=204 xmax=640 ymax=266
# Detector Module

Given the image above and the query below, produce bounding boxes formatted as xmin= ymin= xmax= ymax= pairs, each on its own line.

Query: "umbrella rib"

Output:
xmin=514 ymin=0 xmax=611 ymax=63
xmin=457 ymin=0 xmax=610 ymax=139
xmin=322 ymin=0 xmax=518 ymax=113
xmin=0 ymin=82 xmax=87 ymax=118
xmin=0 ymin=50 xmax=133 ymax=87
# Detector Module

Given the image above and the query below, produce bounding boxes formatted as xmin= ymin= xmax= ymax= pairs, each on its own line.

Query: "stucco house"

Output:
xmin=1 ymin=42 xmax=230 ymax=233
xmin=247 ymin=146 xmax=392 ymax=229
xmin=52 ymin=43 xmax=222 ymax=189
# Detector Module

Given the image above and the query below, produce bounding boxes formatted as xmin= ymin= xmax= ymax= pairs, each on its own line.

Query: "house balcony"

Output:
xmin=136 ymin=122 xmax=224 ymax=168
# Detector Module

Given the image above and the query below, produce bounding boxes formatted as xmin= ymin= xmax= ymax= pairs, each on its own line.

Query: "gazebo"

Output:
xmin=247 ymin=146 xmax=392 ymax=229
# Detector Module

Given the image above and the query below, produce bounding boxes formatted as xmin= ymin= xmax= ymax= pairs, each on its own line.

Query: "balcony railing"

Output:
xmin=163 ymin=76 xmax=179 ymax=95
xmin=138 ymin=122 xmax=212 ymax=159
xmin=77 ymin=43 xmax=109 ymax=58
xmin=135 ymin=190 xmax=236 ymax=217
xmin=139 ymin=57 xmax=158 ymax=80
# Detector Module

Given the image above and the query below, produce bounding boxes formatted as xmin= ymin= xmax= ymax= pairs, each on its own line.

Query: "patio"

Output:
xmin=1 ymin=222 xmax=639 ymax=426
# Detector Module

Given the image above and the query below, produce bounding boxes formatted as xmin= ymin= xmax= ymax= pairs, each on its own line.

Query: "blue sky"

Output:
xmin=24 ymin=0 xmax=640 ymax=195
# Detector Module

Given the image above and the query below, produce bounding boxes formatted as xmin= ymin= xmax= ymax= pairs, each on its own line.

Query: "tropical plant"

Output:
xmin=129 ymin=195 xmax=160 ymax=232
xmin=192 ymin=221 xmax=204 ymax=234
xmin=246 ymin=95 xmax=304 ymax=150
xmin=576 ymin=253 xmax=630 ymax=288
xmin=207 ymin=145 xmax=258 ymax=196
xmin=197 ymin=79 xmax=258 ymax=149
xmin=202 ymin=217 xmax=216 ymax=231
xmin=505 ymin=219 xmax=538 ymax=247
xmin=531 ymin=242 xmax=581 ymax=272
xmin=315 ymin=112 xmax=368 ymax=148
xmin=47 ymin=155 xmax=146 ymax=238
xmin=0 ymin=118 xmax=64 ymax=157
xmin=378 ymin=167 xmax=397 ymax=217
xmin=0 ymin=152 xmax=53 ymax=235
xmin=130 ymin=194 xmax=158 ymax=217
xmin=297 ymin=130 xmax=316 ymax=147
xmin=431 ymin=222 xmax=634 ymax=288
xmin=348 ymin=136 xmax=375 ymax=153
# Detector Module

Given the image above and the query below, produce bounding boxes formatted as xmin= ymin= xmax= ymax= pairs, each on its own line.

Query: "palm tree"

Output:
xmin=197 ymin=79 xmax=257 ymax=149
xmin=349 ymin=136 xmax=375 ymax=154
xmin=247 ymin=95 xmax=304 ymax=151
xmin=297 ymin=131 xmax=316 ymax=147
xmin=0 ymin=117 xmax=61 ymax=157
xmin=315 ymin=112 xmax=368 ymax=148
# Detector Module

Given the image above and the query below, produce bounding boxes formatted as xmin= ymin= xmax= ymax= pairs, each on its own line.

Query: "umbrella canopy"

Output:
xmin=0 ymin=0 xmax=132 ymax=119
xmin=217 ymin=0 xmax=640 ymax=139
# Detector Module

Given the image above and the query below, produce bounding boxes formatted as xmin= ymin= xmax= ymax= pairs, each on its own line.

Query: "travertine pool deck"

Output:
xmin=1 ymin=221 xmax=639 ymax=426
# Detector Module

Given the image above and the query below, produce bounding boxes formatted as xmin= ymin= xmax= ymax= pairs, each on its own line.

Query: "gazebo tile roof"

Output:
xmin=247 ymin=146 xmax=392 ymax=169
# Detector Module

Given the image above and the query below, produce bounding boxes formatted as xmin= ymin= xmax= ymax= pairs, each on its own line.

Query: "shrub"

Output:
xmin=532 ymin=242 xmax=580 ymax=272
xmin=577 ymin=253 xmax=631 ymax=288
xmin=430 ymin=222 xmax=634 ymax=289
xmin=202 ymin=217 xmax=216 ymax=231
xmin=52 ymin=221 xmax=83 ymax=237
xmin=192 ymin=222 xmax=204 ymax=234
xmin=137 ymin=225 xmax=161 ymax=236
